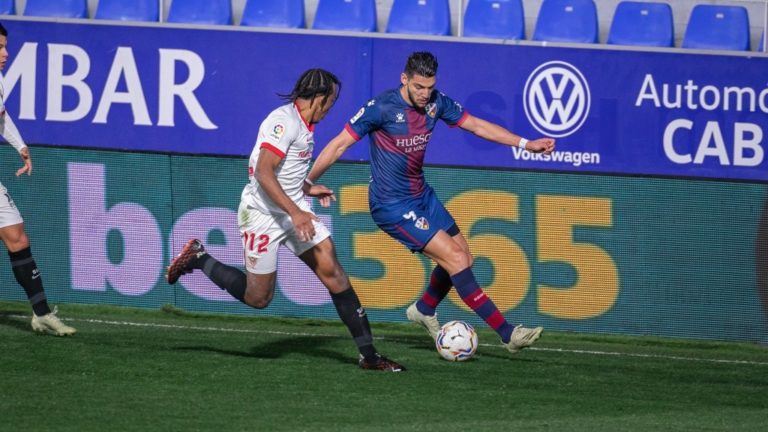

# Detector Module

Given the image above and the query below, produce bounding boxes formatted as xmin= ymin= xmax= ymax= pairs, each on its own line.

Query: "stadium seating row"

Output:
xmin=529 ymin=0 xmax=753 ymax=51
xmin=1 ymin=0 xmax=762 ymax=52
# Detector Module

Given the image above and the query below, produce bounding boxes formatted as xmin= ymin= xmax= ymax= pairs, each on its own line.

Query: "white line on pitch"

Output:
xmin=10 ymin=314 xmax=768 ymax=366
xmin=529 ymin=347 xmax=768 ymax=366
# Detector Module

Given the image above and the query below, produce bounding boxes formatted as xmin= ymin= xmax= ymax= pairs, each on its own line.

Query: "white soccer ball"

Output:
xmin=435 ymin=320 xmax=478 ymax=361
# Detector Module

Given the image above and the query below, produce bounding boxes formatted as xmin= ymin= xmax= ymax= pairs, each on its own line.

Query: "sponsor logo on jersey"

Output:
xmin=415 ymin=216 xmax=429 ymax=230
xmin=523 ymin=61 xmax=590 ymax=138
xmin=297 ymin=137 xmax=314 ymax=159
xmin=298 ymin=149 xmax=313 ymax=159
xmin=396 ymin=112 xmax=405 ymax=123
xmin=396 ymin=132 xmax=432 ymax=153
xmin=426 ymin=103 xmax=437 ymax=118
xmin=350 ymin=108 xmax=365 ymax=124
xmin=269 ymin=123 xmax=286 ymax=140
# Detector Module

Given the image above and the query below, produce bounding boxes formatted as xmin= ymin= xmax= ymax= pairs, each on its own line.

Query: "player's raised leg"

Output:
xmin=167 ymin=239 xmax=276 ymax=308
xmin=423 ymin=231 xmax=542 ymax=353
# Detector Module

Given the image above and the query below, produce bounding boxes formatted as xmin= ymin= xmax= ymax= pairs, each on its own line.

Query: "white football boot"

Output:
xmin=31 ymin=308 xmax=77 ymax=336
xmin=406 ymin=302 xmax=441 ymax=341
xmin=504 ymin=325 xmax=543 ymax=353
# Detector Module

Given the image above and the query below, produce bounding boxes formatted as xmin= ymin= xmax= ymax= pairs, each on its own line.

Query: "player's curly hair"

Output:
xmin=0 ymin=23 xmax=7 ymax=37
xmin=279 ymin=68 xmax=341 ymax=106
xmin=404 ymin=52 xmax=438 ymax=78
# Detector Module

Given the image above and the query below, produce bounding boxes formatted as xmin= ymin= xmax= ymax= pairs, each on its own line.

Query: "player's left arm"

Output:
xmin=255 ymin=149 xmax=318 ymax=241
xmin=17 ymin=147 xmax=32 ymax=176
xmin=459 ymin=114 xmax=555 ymax=154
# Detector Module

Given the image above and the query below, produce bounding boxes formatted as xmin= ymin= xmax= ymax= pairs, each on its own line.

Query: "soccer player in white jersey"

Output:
xmin=167 ymin=69 xmax=404 ymax=372
xmin=0 ymin=23 xmax=75 ymax=336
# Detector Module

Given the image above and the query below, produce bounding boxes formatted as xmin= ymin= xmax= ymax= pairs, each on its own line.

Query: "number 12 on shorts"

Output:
xmin=242 ymin=231 xmax=269 ymax=253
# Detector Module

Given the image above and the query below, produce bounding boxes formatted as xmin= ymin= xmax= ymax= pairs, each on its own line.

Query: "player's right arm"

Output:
xmin=307 ymin=128 xmax=357 ymax=184
xmin=308 ymin=99 xmax=380 ymax=183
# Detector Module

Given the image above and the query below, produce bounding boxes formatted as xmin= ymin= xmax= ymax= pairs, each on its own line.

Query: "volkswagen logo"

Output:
xmin=523 ymin=61 xmax=590 ymax=138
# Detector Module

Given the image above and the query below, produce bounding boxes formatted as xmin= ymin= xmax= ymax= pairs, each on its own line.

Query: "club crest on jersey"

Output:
xmin=270 ymin=123 xmax=285 ymax=140
xmin=366 ymin=99 xmax=376 ymax=107
xmin=415 ymin=216 xmax=430 ymax=230
xmin=396 ymin=112 xmax=405 ymax=123
xmin=426 ymin=103 xmax=437 ymax=118
xmin=350 ymin=108 xmax=365 ymax=124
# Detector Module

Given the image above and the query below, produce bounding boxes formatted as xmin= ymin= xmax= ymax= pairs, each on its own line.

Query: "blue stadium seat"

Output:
xmin=607 ymin=1 xmax=673 ymax=47
xmin=313 ymin=0 xmax=377 ymax=32
xmin=23 ymin=0 xmax=87 ymax=18
xmin=95 ymin=0 xmax=159 ymax=22
xmin=0 ymin=0 xmax=15 ymax=15
xmin=532 ymin=0 xmax=598 ymax=44
xmin=167 ymin=0 xmax=232 ymax=25
xmin=386 ymin=0 xmax=451 ymax=36
xmin=682 ymin=5 xmax=750 ymax=51
xmin=463 ymin=0 xmax=525 ymax=40
xmin=241 ymin=0 xmax=305 ymax=28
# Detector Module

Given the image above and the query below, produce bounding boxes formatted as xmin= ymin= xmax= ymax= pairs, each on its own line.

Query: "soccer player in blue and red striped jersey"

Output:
xmin=308 ymin=52 xmax=556 ymax=354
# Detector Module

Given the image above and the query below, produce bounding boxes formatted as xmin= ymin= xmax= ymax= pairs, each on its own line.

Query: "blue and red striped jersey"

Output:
xmin=345 ymin=87 xmax=468 ymax=203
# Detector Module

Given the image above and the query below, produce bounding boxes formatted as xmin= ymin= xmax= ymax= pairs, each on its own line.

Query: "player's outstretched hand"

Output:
xmin=305 ymin=183 xmax=337 ymax=208
xmin=526 ymin=138 xmax=556 ymax=155
xmin=16 ymin=147 xmax=32 ymax=176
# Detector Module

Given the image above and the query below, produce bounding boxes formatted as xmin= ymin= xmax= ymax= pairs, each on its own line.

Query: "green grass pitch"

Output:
xmin=1 ymin=300 xmax=766 ymax=431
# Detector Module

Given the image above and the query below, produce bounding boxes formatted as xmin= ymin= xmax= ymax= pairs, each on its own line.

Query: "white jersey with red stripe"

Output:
xmin=241 ymin=102 xmax=315 ymax=215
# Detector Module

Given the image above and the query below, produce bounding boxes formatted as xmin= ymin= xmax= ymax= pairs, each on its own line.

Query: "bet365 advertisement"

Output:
xmin=0 ymin=146 xmax=765 ymax=343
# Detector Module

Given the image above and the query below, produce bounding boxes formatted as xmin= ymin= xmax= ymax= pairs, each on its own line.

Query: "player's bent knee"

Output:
xmin=447 ymin=249 xmax=471 ymax=270
xmin=0 ymin=226 xmax=29 ymax=252
xmin=244 ymin=293 xmax=272 ymax=309
xmin=243 ymin=281 xmax=275 ymax=309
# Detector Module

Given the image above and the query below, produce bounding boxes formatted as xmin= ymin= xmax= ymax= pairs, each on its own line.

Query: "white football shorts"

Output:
xmin=0 ymin=182 xmax=23 ymax=228
xmin=237 ymin=199 xmax=330 ymax=274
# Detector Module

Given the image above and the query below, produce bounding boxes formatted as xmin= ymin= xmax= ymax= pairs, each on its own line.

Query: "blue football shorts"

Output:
xmin=369 ymin=187 xmax=460 ymax=252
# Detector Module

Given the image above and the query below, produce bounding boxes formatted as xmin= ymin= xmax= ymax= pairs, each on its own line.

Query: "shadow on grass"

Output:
xmin=400 ymin=333 xmax=542 ymax=363
xmin=0 ymin=310 xmax=32 ymax=333
xmin=173 ymin=335 xmax=354 ymax=365
xmin=476 ymin=349 xmax=543 ymax=363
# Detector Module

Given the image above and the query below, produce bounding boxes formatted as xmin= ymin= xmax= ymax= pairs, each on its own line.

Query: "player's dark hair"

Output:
xmin=279 ymin=68 xmax=341 ymax=106
xmin=404 ymin=52 xmax=438 ymax=78
xmin=0 ymin=23 xmax=7 ymax=37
